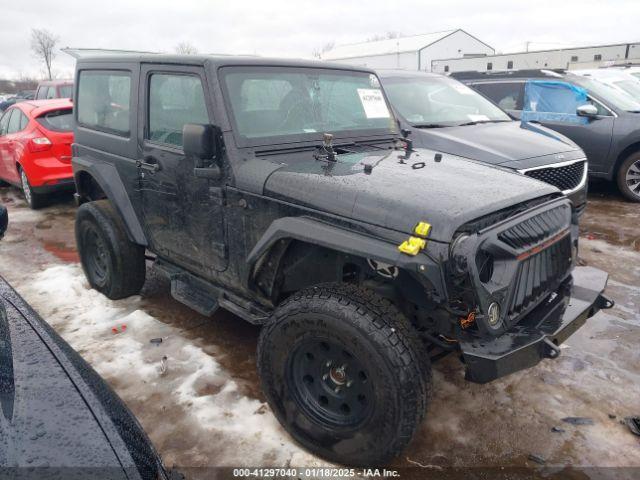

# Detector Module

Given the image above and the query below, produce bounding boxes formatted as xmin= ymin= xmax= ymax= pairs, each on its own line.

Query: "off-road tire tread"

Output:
xmin=258 ymin=282 xmax=431 ymax=466
xmin=76 ymin=200 xmax=146 ymax=299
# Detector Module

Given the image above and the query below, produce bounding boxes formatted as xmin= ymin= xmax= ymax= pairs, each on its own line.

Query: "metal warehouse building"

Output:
xmin=432 ymin=42 xmax=640 ymax=73
xmin=321 ymin=29 xmax=494 ymax=71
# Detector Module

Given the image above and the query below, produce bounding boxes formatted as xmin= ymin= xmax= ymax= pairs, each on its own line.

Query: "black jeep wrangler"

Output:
xmin=71 ymin=55 xmax=612 ymax=466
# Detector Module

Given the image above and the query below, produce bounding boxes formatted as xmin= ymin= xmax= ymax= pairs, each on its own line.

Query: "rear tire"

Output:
xmin=257 ymin=283 xmax=431 ymax=466
xmin=616 ymin=152 xmax=640 ymax=202
xmin=19 ymin=167 xmax=46 ymax=209
xmin=76 ymin=200 xmax=146 ymax=299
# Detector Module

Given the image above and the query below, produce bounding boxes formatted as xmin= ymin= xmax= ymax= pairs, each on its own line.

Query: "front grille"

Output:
xmin=524 ymin=161 xmax=585 ymax=192
xmin=498 ymin=203 xmax=570 ymax=250
xmin=507 ymin=235 xmax=572 ymax=318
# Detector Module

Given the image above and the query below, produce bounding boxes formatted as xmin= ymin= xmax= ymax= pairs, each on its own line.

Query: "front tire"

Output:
xmin=257 ymin=283 xmax=431 ymax=466
xmin=19 ymin=167 xmax=46 ymax=209
xmin=76 ymin=200 xmax=146 ymax=299
xmin=617 ymin=152 xmax=640 ymax=202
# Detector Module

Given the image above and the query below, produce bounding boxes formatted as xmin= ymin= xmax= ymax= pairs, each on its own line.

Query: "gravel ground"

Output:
xmin=0 ymin=182 xmax=638 ymax=478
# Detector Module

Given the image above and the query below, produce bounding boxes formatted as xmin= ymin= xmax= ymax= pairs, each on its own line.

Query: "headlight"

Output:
xmin=450 ymin=234 xmax=470 ymax=275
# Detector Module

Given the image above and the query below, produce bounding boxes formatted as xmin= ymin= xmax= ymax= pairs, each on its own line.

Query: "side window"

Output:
xmin=587 ymin=97 xmax=611 ymax=116
xmin=77 ymin=70 xmax=131 ymax=136
xmin=19 ymin=111 xmax=29 ymax=130
xmin=46 ymin=87 xmax=57 ymax=99
xmin=0 ymin=110 xmax=11 ymax=135
xmin=7 ymin=109 xmax=22 ymax=134
xmin=36 ymin=87 xmax=48 ymax=100
xmin=474 ymin=82 xmax=524 ymax=111
xmin=148 ymin=73 xmax=209 ymax=147
xmin=59 ymin=84 xmax=73 ymax=98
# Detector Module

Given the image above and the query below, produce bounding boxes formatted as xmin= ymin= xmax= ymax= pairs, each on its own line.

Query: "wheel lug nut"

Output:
xmin=326 ymin=361 xmax=332 ymax=367
xmin=346 ymin=380 xmax=353 ymax=388
xmin=335 ymin=387 xmax=341 ymax=394
xmin=322 ymin=374 xmax=328 ymax=381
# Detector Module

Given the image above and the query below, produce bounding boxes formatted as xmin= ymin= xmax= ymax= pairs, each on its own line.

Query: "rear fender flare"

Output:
xmin=73 ymin=157 xmax=147 ymax=246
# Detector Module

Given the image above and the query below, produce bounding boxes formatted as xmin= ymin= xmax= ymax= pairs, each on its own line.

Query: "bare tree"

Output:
xmin=366 ymin=31 xmax=402 ymax=42
xmin=312 ymin=41 xmax=335 ymax=60
xmin=30 ymin=29 xmax=58 ymax=80
xmin=175 ymin=42 xmax=198 ymax=55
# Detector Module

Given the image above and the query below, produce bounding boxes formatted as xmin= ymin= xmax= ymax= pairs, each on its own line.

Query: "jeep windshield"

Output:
xmin=220 ymin=66 xmax=397 ymax=146
xmin=381 ymin=74 xmax=511 ymax=127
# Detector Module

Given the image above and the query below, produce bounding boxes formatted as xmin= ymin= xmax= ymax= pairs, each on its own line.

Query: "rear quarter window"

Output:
xmin=76 ymin=70 xmax=131 ymax=136
xmin=59 ymin=85 xmax=73 ymax=99
xmin=37 ymin=109 xmax=74 ymax=132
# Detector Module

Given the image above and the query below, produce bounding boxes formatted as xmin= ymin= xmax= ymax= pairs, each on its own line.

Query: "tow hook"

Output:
xmin=596 ymin=294 xmax=615 ymax=310
xmin=542 ymin=337 xmax=561 ymax=359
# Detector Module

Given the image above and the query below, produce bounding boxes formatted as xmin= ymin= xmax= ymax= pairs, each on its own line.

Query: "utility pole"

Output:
xmin=525 ymin=41 xmax=530 ymax=52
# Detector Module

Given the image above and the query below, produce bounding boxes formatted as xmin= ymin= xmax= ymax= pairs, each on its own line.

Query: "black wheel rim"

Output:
xmin=84 ymin=227 xmax=109 ymax=285
xmin=287 ymin=338 xmax=375 ymax=428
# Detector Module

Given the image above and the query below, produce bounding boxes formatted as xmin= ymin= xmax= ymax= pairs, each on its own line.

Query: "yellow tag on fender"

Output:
xmin=398 ymin=236 xmax=427 ymax=256
xmin=414 ymin=221 xmax=432 ymax=238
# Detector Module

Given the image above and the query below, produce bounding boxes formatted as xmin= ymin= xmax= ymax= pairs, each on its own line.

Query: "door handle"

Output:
xmin=137 ymin=156 xmax=161 ymax=173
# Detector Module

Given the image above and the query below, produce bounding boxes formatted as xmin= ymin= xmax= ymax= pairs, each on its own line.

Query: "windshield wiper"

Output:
xmin=457 ymin=119 xmax=511 ymax=126
xmin=412 ymin=123 xmax=449 ymax=129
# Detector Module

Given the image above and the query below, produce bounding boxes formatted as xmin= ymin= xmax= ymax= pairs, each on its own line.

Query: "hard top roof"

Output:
xmin=75 ymin=52 xmax=377 ymax=73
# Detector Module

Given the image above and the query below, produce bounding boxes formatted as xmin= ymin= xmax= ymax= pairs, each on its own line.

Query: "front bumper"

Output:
xmin=459 ymin=266 xmax=612 ymax=384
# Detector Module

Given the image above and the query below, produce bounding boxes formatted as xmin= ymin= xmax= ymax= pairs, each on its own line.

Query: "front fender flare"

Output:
xmin=247 ymin=216 xmax=446 ymax=299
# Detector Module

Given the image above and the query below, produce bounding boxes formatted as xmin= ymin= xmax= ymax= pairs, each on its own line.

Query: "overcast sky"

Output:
xmin=1 ymin=0 xmax=639 ymax=79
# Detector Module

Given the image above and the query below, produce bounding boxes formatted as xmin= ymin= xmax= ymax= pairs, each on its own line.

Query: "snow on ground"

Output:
xmin=24 ymin=263 xmax=325 ymax=468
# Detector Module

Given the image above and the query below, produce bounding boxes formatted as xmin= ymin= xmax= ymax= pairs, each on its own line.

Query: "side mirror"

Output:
xmin=577 ymin=104 xmax=598 ymax=118
xmin=183 ymin=123 xmax=218 ymax=163
xmin=0 ymin=204 xmax=8 ymax=239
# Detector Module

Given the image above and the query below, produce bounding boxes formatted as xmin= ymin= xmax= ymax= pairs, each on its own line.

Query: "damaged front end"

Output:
xmin=445 ymin=196 xmax=613 ymax=383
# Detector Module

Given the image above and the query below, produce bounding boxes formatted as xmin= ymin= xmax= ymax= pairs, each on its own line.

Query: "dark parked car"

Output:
xmin=0 ymin=204 xmax=170 ymax=479
xmin=71 ymin=54 xmax=611 ymax=466
xmin=0 ymin=90 xmax=35 ymax=112
xmin=378 ymin=70 xmax=587 ymax=214
xmin=453 ymin=69 xmax=640 ymax=202
xmin=35 ymin=79 xmax=74 ymax=100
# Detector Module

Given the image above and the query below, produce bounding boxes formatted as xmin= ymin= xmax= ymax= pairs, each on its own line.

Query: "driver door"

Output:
xmin=138 ymin=66 xmax=228 ymax=278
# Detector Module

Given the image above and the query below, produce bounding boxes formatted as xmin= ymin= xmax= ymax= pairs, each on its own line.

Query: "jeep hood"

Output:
xmin=261 ymin=148 xmax=559 ymax=242
xmin=410 ymin=121 xmax=581 ymax=167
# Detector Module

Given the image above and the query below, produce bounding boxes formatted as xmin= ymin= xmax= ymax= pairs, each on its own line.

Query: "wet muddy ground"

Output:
xmin=0 ymin=182 xmax=639 ymax=477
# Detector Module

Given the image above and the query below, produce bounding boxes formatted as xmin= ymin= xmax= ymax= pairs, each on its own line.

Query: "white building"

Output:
xmin=432 ymin=42 xmax=640 ymax=73
xmin=321 ymin=29 xmax=494 ymax=71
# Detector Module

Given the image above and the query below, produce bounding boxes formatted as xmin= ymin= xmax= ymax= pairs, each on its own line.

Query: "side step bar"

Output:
xmin=155 ymin=261 xmax=271 ymax=324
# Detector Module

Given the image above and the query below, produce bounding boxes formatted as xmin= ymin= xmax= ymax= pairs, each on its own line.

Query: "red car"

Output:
xmin=0 ymin=99 xmax=74 ymax=208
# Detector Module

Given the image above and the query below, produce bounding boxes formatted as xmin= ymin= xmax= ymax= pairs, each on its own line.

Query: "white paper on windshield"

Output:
xmin=357 ymin=89 xmax=391 ymax=118
xmin=467 ymin=114 xmax=490 ymax=122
